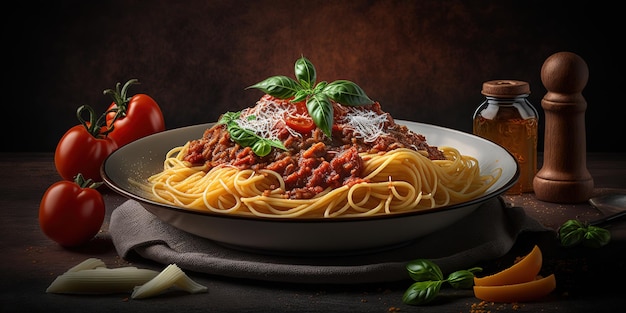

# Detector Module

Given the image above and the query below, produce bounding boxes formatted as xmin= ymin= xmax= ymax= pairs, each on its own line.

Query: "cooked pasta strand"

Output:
xmin=133 ymin=145 xmax=501 ymax=219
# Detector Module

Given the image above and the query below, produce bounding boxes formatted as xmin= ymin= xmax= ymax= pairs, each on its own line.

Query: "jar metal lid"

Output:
xmin=481 ymin=80 xmax=530 ymax=97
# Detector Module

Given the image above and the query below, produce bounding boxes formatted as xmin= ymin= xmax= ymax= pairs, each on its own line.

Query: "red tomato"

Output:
xmin=55 ymin=123 xmax=118 ymax=182
xmin=39 ymin=174 xmax=105 ymax=247
xmin=285 ymin=101 xmax=315 ymax=133
xmin=104 ymin=79 xmax=165 ymax=147
xmin=286 ymin=116 xmax=315 ymax=133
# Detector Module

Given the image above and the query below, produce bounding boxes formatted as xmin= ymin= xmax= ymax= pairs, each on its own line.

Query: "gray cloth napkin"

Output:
xmin=109 ymin=197 xmax=551 ymax=284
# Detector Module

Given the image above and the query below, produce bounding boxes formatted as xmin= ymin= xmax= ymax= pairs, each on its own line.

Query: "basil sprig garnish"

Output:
xmin=218 ymin=112 xmax=287 ymax=157
xmin=403 ymin=259 xmax=482 ymax=305
xmin=246 ymin=56 xmax=374 ymax=138
xmin=558 ymin=219 xmax=611 ymax=248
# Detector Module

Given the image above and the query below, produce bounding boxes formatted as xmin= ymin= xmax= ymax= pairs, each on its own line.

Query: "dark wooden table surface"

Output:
xmin=1 ymin=152 xmax=624 ymax=313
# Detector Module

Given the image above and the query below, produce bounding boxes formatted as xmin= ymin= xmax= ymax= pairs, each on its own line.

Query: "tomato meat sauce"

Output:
xmin=184 ymin=95 xmax=445 ymax=199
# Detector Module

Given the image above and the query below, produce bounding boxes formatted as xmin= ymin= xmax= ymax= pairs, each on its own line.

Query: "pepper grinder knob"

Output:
xmin=533 ymin=51 xmax=594 ymax=203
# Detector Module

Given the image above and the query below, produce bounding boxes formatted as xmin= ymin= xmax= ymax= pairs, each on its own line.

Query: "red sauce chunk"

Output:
xmin=183 ymin=95 xmax=445 ymax=199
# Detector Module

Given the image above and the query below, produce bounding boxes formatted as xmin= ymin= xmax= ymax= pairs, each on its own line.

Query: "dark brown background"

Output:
xmin=6 ymin=0 xmax=623 ymax=152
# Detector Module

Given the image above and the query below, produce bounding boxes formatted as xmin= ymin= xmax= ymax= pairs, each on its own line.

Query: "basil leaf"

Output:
xmin=294 ymin=56 xmax=316 ymax=89
xmin=251 ymin=140 xmax=272 ymax=157
xmin=583 ymin=226 xmax=611 ymax=248
xmin=313 ymin=81 xmax=328 ymax=93
xmin=558 ymin=219 xmax=612 ymax=248
xmin=558 ymin=219 xmax=585 ymax=247
xmin=323 ymin=80 xmax=374 ymax=106
xmin=219 ymin=111 xmax=286 ymax=157
xmin=218 ymin=111 xmax=240 ymax=125
xmin=406 ymin=259 xmax=444 ymax=282
xmin=560 ymin=228 xmax=586 ymax=247
xmin=227 ymin=126 xmax=256 ymax=146
xmin=267 ymin=139 xmax=287 ymax=150
xmin=246 ymin=56 xmax=376 ymax=140
xmin=559 ymin=219 xmax=585 ymax=234
xmin=292 ymin=89 xmax=310 ymax=103
xmin=402 ymin=280 xmax=442 ymax=305
xmin=447 ymin=270 xmax=476 ymax=289
xmin=306 ymin=93 xmax=333 ymax=138
xmin=404 ymin=260 xmax=482 ymax=306
xmin=246 ymin=75 xmax=300 ymax=99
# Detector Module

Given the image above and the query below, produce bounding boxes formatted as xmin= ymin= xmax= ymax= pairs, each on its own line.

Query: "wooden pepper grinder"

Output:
xmin=533 ymin=51 xmax=594 ymax=203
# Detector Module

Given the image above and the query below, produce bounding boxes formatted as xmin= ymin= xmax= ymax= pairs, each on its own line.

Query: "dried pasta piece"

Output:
xmin=131 ymin=264 xmax=208 ymax=299
xmin=64 ymin=258 xmax=107 ymax=272
xmin=46 ymin=258 xmax=208 ymax=298
xmin=46 ymin=259 xmax=159 ymax=294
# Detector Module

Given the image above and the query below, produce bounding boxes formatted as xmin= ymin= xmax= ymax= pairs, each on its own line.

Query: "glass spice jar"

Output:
xmin=473 ymin=80 xmax=538 ymax=195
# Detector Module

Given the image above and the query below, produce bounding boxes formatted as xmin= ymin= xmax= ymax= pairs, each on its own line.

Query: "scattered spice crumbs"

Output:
xmin=469 ymin=300 xmax=521 ymax=312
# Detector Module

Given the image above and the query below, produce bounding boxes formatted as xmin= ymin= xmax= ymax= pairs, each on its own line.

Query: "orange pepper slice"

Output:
xmin=473 ymin=274 xmax=556 ymax=303
xmin=474 ymin=245 xmax=543 ymax=286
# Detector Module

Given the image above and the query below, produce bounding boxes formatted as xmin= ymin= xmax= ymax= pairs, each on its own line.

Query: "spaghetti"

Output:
xmin=140 ymin=57 xmax=502 ymax=218
xmin=143 ymin=136 xmax=501 ymax=218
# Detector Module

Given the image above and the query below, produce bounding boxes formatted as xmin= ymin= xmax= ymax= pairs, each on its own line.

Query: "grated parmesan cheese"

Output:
xmin=235 ymin=96 xmax=390 ymax=142
xmin=341 ymin=108 xmax=389 ymax=142
xmin=236 ymin=97 xmax=293 ymax=141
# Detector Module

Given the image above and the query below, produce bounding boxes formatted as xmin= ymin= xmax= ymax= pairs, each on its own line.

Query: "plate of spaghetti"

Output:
xmin=102 ymin=57 xmax=519 ymax=254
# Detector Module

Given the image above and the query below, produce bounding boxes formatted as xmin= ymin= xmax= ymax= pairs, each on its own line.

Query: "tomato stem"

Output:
xmin=76 ymin=105 xmax=110 ymax=139
xmin=73 ymin=173 xmax=103 ymax=188
xmin=103 ymin=78 xmax=139 ymax=126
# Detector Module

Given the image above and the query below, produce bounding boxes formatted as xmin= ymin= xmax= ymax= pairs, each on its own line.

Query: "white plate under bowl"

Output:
xmin=101 ymin=120 xmax=518 ymax=255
